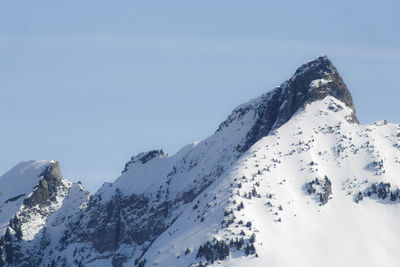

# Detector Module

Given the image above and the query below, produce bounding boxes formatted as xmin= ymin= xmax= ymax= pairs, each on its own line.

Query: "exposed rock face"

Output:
xmin=0 ymin=55 xmax=365 ymax=267
xmin=62 ymin=192 xmax=171 ymax=255
xmin=23 ymin=161 xmax=62 ymax=208
xmin=218 ymin=55 xmax=358 ymax=153
xmin=0 ymin=161 xmax=90 ymax=267
xmin=34 ymin=55 xmax=359 ymax=266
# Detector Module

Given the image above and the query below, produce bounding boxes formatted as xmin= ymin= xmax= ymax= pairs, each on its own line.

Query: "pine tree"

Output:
xmin=4 ymin=242 xmax=13 ymax=264
xmin=0 ymin=246 xmax=4 ymax=266
xmin=4 ymin=228 xmax=11 ymax=243
xmin=15 ymin=228 xmax=22 ymax=242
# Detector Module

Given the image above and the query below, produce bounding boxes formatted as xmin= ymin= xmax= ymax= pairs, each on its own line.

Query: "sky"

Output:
xmin=0 ymin=0 xmax=399 ymax=192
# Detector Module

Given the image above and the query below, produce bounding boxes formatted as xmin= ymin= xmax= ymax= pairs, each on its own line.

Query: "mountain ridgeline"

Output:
xmin=217 ymin=54 xmax=358 ymax=153
xmin=1 ymin=55 xmax=400 ymax=267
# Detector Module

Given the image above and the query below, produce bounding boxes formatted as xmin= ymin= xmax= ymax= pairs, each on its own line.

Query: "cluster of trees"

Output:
xmin=0 ymin=227 xmax=17 ymax=265
xmin=244 ymin=243 xmax=256 ymax=256
xmin=369 ymin=182 xmax=396 ymax=200
xmin=8 ymin=216 xmax=22 ymax=241
xmin=221 ymin=208 xmax=235 ymax=228
xmin=229 ymin=237 xmax=244 ymax=250
xmin=196 ymin=233 xmax=257 ymax=264
xmin=0 ymin=236 xmax=4 ymax=266
xmin=305 ymin=178 xmax=318 ymax=194
xmin=228 ymin=236 xmax=256 ymax=256
xmin=356 ymin=182 xmax=400 ymax=202
xmin=304 ymin=176 xmax=332 ymax=205
xmin=0 ymin=216 xmax=25 ymax=265
xmin=243 ymin=187 xmax=261 ymax=200
xmin=196 ymin=239 xmax=230 ymax=264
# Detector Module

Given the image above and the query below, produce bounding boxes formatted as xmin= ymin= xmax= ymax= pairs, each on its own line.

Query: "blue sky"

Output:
xmin=1 ymin=0 xmax=399 ymax=192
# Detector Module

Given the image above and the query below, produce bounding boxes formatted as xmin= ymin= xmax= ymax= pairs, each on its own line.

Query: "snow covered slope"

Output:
xmin=2 ymin=55 xmax=399 ymax=267
xmin=0 ymin=161 xmax=90 ymax=266
xmin=0 ymin=160 xmax=52 ymax=236
xmin=140 ymin=96 xmax=400 ymax=267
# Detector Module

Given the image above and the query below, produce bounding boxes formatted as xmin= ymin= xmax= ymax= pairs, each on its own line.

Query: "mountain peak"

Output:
xmin=288 ymin=54 xmax=356 ymax=115
xmin=23 ymin=160 xmax=63 ymax=207
xmin=219 ymin=55 xmax=358 ymax=153
xmin=3 ymin=55 xmax=400 ymax=267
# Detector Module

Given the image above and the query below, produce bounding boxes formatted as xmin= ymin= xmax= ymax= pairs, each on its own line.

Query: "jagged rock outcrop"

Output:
xmin=0 ymin=161 xmax=90 ymax=267
xmin=23 ymin=161 xmax=63 ymax=208
xmin=4 ymin=55 xmax=389 ymax=267
xmin=39 ymin=55 xmax=359 ymax=266
xmin=218 ymin=55 xmax=358 ymax=153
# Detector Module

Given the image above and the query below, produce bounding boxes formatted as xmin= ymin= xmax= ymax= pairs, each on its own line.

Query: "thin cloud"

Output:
xmin=1 ymin=33 xmax=399 ymax=61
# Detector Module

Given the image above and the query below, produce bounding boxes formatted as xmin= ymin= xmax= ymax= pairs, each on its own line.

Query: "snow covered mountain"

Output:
xmin=2 ymin=55 xmax=400 ymax=267
xmin=0 ymin=160 xmax=53 ymax=236
xmin=0 ymin=161 xmax=90 ymax=266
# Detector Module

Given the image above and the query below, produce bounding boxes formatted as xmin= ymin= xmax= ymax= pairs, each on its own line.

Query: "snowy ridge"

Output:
xmin=137 ymin=96 xmax=400 ymax=267
xmin=0 ymin=160 xmax=52 ymax=236
xmin=0 ymin=161 xmax=91 ymax=266
xmin=1 ymin=55 xmax=399 ymax=267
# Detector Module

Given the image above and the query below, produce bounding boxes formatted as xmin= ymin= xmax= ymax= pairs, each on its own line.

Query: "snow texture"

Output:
xmin=1 ymin=55 xmax=399 ymax=267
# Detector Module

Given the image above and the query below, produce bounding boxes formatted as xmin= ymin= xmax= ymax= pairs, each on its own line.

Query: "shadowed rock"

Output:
xmin=23 ymin=161 xmax=63 ymax=208
xmin=218 ymin=55 xmax=358 ymax=153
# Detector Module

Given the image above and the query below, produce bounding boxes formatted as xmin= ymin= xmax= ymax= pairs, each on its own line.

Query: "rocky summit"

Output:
xmin=1 ymin=55 xmax=400 ymax=267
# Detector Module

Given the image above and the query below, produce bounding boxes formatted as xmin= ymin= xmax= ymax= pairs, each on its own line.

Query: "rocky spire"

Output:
xmin=23 ymin=160 xmax=63 ymax=207
xmin=234 ymin=54 xmax=358 ymax=153
xmin=275 ymin=54 xmax=358 ymax=125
